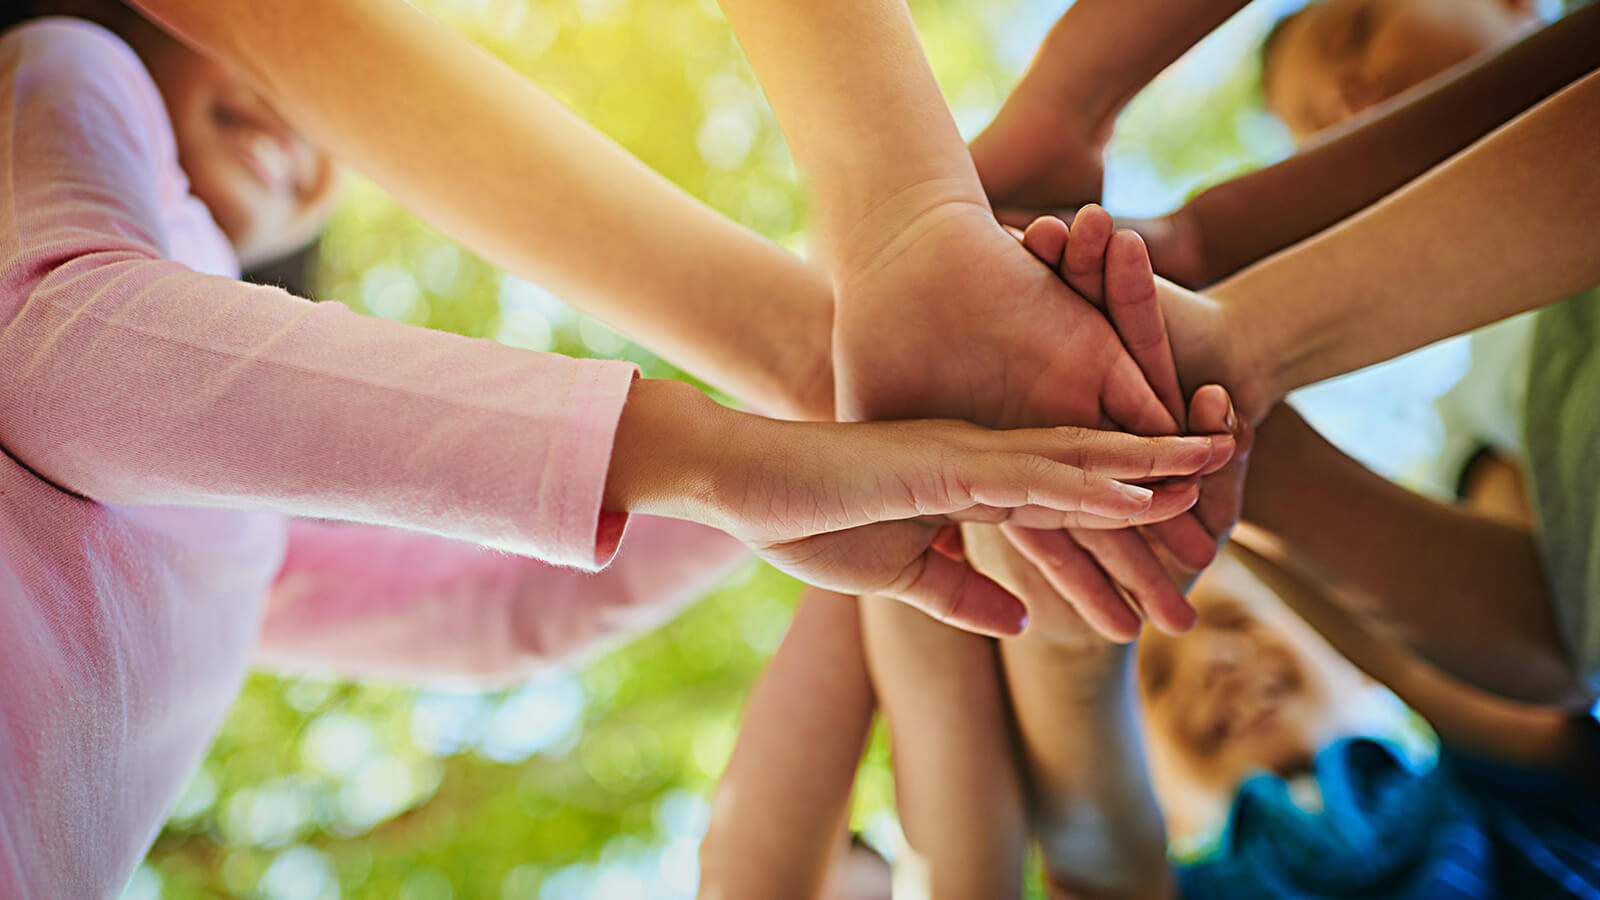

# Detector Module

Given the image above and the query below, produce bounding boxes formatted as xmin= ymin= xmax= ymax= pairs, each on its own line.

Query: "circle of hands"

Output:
xmin=795 ymin=125 xmax=1263 ymax=894
xmin=784 ymin=193 xmax=1257 ymax=645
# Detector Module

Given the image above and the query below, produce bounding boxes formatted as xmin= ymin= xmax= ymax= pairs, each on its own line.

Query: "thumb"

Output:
xmin=886 ymin=549 xmax=1029 ymax=638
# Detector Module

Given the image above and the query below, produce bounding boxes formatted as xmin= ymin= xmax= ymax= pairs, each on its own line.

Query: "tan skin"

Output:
xmin=36 ymin=5 xmax=1254 ymax=632
xmin=1265 ymin=0 xmax=1539 ymax=140
xmin=1136 ymin=552 xmax=1377 ymax=840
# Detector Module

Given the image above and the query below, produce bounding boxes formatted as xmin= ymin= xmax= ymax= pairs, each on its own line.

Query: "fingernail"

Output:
xmin=1119 ymin=483 xmax=1155 ymax=505
xmin=1224 ymin=401 xmax=1237 ymax=432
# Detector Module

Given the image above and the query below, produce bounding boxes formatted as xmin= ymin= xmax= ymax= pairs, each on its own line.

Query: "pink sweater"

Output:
xmin=0 ymin=19 xmax=747 ymax=898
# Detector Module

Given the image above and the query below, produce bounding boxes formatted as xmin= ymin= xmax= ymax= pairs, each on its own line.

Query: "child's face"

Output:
xmin=1265 ymin=0 xmax=1537 ymax=139
xmin=1137 ymin=554 xmax=1349 ymax=809
xmin=131 ymin=23 xmax=339 ymax=269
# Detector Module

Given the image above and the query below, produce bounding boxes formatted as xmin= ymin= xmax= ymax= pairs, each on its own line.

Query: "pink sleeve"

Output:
xmin=0 ymin=21 xmax=636 ymax=570
xmin=256 ymin=515 xmax=749 ymax=682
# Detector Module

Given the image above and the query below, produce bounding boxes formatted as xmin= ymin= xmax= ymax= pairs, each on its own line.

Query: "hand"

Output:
xmin=1007 ymin=382 xmax=1255 ymax=615
xmin=1003 ymin=207 xmax=1256 ymax=640
xmin=832 ymin=198 xmax=1176 ymax=435
xmin=996 ymin=205 xmax=1209 ymax=290
xmin=606 ymin=379 xmax=1234 ymax=636
xmin=970 ymin=91 xmax=1107 ymax=211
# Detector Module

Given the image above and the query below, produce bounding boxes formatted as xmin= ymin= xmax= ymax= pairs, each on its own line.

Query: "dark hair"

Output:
xmin=2 ymin=1 xmax=138 ymax=34
xmin=1259 ymin=6 xmax=1312 ymax=104
xmin=242 ymin=241 xmax=322 ymax=299
xmin=1 ymin=1 xmax=35 ymax=30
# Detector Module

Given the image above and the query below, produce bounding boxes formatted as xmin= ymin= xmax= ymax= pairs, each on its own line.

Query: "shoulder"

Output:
xmin=2 ymin=18 xmax=168 ymax=139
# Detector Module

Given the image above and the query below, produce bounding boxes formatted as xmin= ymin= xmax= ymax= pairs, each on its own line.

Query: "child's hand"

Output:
xmin=997 ymin=205 xmax=1209 ymax=290
xmin=605 ymin=378 xmax=1234 ymax=637
xmin=1004 ymin=207 xmax=1255 ymax=640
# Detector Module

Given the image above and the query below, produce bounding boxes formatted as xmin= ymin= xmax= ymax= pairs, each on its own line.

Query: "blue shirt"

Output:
xmin=1178 ymin=738 xmax=1600 ymax=899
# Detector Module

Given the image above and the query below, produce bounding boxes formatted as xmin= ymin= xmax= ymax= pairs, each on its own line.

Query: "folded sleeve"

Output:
xmin=256 ymin=515 xmax=750 ymax=682
xmin=0 ymin=21 xmax=637 ymax=569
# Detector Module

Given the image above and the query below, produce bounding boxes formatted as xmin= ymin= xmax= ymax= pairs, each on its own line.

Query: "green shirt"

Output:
xmin=1524 ymin=287 xmax=1600 ymax=692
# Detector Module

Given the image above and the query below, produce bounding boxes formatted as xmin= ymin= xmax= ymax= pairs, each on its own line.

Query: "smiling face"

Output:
xmin=1137 ymin=552 xmax=1367 ymax=828
xmin=1263 ymin=0 xmax=1538 ymax=140
xmin=121 ymin=15 xmax=340 ymax=268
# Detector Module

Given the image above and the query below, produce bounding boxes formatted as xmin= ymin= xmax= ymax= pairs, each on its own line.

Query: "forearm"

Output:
xmin=1231 ymin=533 xmax=1598 ymax=784
xmin=131 ymin=0 xmax=834 ymax=421
xmin=714 ymin=0 xmax=985 ymax=267
xmin=260 ymin=516 xmax=747 ymax=683
xmin=1242 ymin=407 xmax=1583 ymax=704
xmin=1010 ymin=0 xmax=1246 ymax=140
xmin=1184 ymin=2 xmax=1600 ymax=285
xmin=962 ymin=527 xmax=1171 ymax=898
xmin=1001 ymin=639 xmax=1172 ymax=900
xmin=859 ymin=596 xmax=1028 ymax=899
xmin=1217 ymin=68 xmax=1600 ymax=400
xmin=700 ymin=589 xmax=874 ymax=899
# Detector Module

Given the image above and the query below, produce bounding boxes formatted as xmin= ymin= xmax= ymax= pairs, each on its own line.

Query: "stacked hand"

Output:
xmin=831 ymin=193 xmax=1248 ymax=640
xmin=1005 ymin=208 xmax=1256 ymax=630
xmin=605 ymin=377 xmax=1234 ymax=637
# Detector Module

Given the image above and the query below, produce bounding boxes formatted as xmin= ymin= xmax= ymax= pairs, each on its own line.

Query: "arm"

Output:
xmin=1177 ymin=2 xmax=1600 ymax=286
xmin=969 ymin=527 xmax=1172 ymax=900
xmin=858 ymin=591 xmax=1030 ymax=900
xmin=699 ymin=589 xmax=876 ymax=900
xmin=0 ymin=25 xmax=1232 ymax=629
xmin=1228 ymin=530 xmax=1600 ymax=793
xmin=1163 ymin=67 xmax=1600 ymax=425
xmin=987 ymin=384 xmax=1245 ymax=899
xmin=1241 ymin=406 xmax=1586 ymax=706
xmin=130 ymin=0 xmax=834 ymax=421
xmin=258 ymin=516 xmax=748 ymax=683
xmin=971 ymin=0 xmax=1248 ymax=208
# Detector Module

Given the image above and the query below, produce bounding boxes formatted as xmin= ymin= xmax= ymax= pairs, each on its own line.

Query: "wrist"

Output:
xmin=1017 ymin=24 xmax=1123 ymax=140
xmin=830 ymin=180 xmax=990 ymax=283
xmin=603 ymin=378 xmax=739 ymax=525
xmin=1205 ymin=278 xmax=1288 ymax=422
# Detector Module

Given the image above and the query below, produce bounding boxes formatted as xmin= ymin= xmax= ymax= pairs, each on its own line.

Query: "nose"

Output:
xmin=1337 ymin=70 xmax=1383 ymax=118
xmin=1200 ymin=629 xmax=1264 ymax=691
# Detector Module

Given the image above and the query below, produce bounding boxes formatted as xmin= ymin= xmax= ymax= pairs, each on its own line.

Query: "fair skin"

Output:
xmin=1000 ymin=59 xmax=1600 ymax=642
xmin=1026 ymin=66 xmax=1600 ymax=662
xmin=125 ymin=0 xmax=1600 ymax=634
xmin=702 ymin=204 xmax=1598 ymax=896
xmin=92 ymin=2 xmax=1240 ymax=632
xmin=700 ymin=222 xmax=1248 ymax=900
xmin=125 ymin=0 xmax=1227 ymax=635
xmin=707 ymin=0 xmax=1219 ymax=636
xmin=985 ymin=0 xmax=1599 ymax=289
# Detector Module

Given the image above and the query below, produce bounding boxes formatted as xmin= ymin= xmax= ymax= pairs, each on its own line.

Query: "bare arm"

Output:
xmin=968 ymin=527 xmax=1172 ymax=900
xmin=1229 ymin=531 xmax=1600 ymax=793
xmin=1241 ymin=406 xmax=1586 ymax=706
xmin=972 ymin=0 xmax=1248 ymax=208
xmin=858 ymin=592 xmax=1029 ymax=900
xmin=700 ymin=589 xmax=876 ymax=900
xmin=1169 ymin=67 xmax=1600 ymax=424
xmin=130 ymin=0 xmax=834 ymax=421
xmin=1179 ymin=2 xmax=1600 ymax=286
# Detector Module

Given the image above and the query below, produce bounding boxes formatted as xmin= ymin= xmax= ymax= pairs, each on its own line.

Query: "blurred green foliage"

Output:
xmin=134 ymin=1 xmax=1290 ymax=898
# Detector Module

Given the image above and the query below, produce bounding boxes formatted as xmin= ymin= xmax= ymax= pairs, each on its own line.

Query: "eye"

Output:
xmin=1343 ymin=4 xmax=1375 ymax=53
xmin=1140 ymin=644 xmax=1174 ymax=698
xmin=1200 ymin=600 xmax=1252 ymax=631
